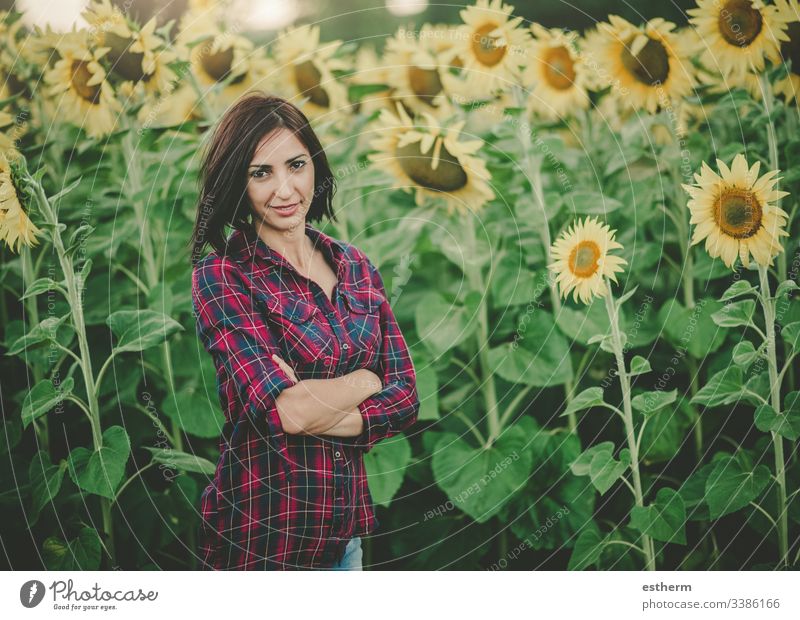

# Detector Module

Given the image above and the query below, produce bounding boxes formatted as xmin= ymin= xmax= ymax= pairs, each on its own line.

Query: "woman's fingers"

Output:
xmin=272 ymin=354 xmax=299 ymax=383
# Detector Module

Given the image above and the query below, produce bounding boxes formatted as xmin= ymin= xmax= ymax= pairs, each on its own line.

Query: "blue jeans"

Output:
xmin=331 ymin=537 xmax=362 ymax=570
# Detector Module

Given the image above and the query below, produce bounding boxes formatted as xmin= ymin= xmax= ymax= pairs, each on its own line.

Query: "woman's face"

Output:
xmin=246 ymin=128 xmax=314 ymax=232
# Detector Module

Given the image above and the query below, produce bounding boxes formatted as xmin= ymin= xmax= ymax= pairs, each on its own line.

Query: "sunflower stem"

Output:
xmin=512 ymin=84 xmax=561 ymax=318
xmin=758 ymin=72 xmax=787 ymax=284
xmin=464 ymin=217 xmax=501 ymax=447
xmin=603 ymin=277 xmax=655 ymax=571
xmin=30 ymin=175 xmax=116 ymax=568
xmin=21 ymin=244 xmax=50 ymax=455
xmin=122 ymin=124 xmax=183 ymax=452
xmin=757 ymin=265 xmax=790 ymax=569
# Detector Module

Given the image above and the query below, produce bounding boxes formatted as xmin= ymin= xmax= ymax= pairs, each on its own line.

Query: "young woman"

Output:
xmin=188 ymin=93 xmax=419 ymax=570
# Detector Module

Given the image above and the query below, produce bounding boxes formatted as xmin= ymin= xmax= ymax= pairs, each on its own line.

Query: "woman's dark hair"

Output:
xmin=188 ymin=93 xmax=337 ymax=264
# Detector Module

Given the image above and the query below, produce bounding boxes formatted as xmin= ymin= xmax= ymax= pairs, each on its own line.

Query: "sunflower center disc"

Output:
xmin=396 ymin=140 xmax=468 ymax=192
xmin=294 ymin=60 xmax=330 ymax=107
xmin=70 ymin=60 xmax=102 ymax=104
xmin=472 ymin=23 xmax=507 ymax=67
xmin=718 ymin=0 xmax=763 ymax=47
xmin=715 ymin=189 xmax=763 ymax=238
xmin=569 ymin=241 xmax=601 ymax=278
xmin=621 ymin=36 xmax=670 ymax=86
xmin=105 ymin=32 xmax=147 ymax=82
xmin=408 ymin=66 xmax=443 ymax=105
xmin=199 ymin=39 xmax=233 ymax=81
xmin=543 ymin=45 xmax=576 ymax=90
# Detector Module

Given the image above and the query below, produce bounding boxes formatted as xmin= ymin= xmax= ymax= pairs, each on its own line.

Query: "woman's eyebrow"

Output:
xmin=248 ymin=154 xmax=307 ymax=169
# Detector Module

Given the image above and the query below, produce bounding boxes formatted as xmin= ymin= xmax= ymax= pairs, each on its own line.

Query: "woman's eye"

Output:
xmin=291 ymin=160 xmax=306 ymax=170
xmin=250 ymin=170 xmax=269 ymax=179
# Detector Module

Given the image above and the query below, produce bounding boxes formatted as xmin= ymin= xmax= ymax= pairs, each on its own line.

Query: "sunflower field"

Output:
xmin=1 ymin=0 xmax=800 ymax=571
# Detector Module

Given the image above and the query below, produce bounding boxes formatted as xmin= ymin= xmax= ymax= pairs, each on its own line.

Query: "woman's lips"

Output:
xmin=271 ymin=202 xmax=299 ymax=217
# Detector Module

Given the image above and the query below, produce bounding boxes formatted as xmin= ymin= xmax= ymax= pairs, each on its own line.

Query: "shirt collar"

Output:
xmin=227 ymin=221 xmax=352 ymax=286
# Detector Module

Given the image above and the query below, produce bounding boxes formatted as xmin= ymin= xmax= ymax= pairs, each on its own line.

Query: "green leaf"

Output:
xmin=615 ymin=285 xmax=639 ymax=309
xmin=775 ymin=280 xmax=799 ymax=299
xmin=20 ymin=277 xmax=67 ymax=300
xmin=364 ymin=433 xmax=412 ymax=507
xmin=754 ymin=396 xmax=800 ymax=441
xmin=22 ymin=377 xmax=74 ymax=429
xmin=705 ymin=454 xmax=771 ymax=519
xmin=67 ymin=426 xmax=131 ymax=500
xmin=348 ymin=82 xmax=389 ymax=102
xmin=570 ymin=442 xmax=630 ymax=494
xmin=162 ymin=385 xmax=225 ymax=438
xmin=28 ymin=451 xmax=67 ymax=519
xmin=631 ymin=389 xmax=677 ymax=415
xmin=489 ymin=310 xmax=573 ymax=387
xmin=711 ymin=300 xmax=756 ymax=328
xmin=629 ymin=355 xmax=652 ymax=376
xmin=629 ymin=487 xmax=687 ymax=544
xmin=555 ymin=300 xmax=618 ymax=346
xmin=416 ymin=364 xmax=439 ymax=421
xmin=589 ymin=450 xmax=628 ymax=495
xmin=658 ymin=298 xmax=726 ymax=358
xmin=432 ymin=425 xmax=533 ymax=523
xmin=732 ymin=340 xmax=760 ymax=367
xmin=563 ymin=191 xmax=623 ymax=215
xmin=568 ymin=528 xmax=605 ymax=570
xmin=42 ymin=527 xmax=101 ymax=570
xmin=415 ymin=292 xmax=477 ymax=357
xmin=639 ymin=400 xmax=692 ymax=463
xmin=7 ymin=315 xmax=70 ymax=356
xmin=678 ymin=463 xmax=715 ymax=521
xmin=720 ymin=279 xmax=757 ymax=301
xmin=780 ymin=322 xmax=800 ymax=351
xmin=106 ymin=309 xmax=183 ymax=353
xmin=570 ymin=442 xmax=615 ymax=477
xmin=691 ymin=366 xmax=745 ymax=407
xmin=587 ymin=332 xmax=618 ymax=354
xmin=561 ymin=387 xmax=605 ymax=418
xmin=142 ymin=447 xmax=217 ymax=475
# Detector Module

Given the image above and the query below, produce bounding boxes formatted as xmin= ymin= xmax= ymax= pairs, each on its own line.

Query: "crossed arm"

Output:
xmin=273 ymin=355 xmax=383 ymax=438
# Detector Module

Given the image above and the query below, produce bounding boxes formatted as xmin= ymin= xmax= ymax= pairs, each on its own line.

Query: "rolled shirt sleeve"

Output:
xmin=353 ymin=256 xmax=419 ymax=452
xmin=191 ymin=256 xmax=295 ymax=461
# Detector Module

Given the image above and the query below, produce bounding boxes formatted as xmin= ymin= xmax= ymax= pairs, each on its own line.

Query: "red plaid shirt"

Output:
xmin=191 ymin=221 xmax=418 ymax=570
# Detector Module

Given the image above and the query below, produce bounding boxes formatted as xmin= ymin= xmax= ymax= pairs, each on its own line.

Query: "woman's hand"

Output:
xmin=271 ymin=354 xmax=299 ymax=384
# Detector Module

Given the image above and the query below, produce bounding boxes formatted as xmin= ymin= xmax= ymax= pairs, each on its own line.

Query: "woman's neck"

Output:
xmin=253 ymin=220 xmax=315 ymax=272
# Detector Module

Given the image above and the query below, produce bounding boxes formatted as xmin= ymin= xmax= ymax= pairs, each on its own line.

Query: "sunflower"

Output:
xmin=521 ymin=24 xmax=590 ymax=120
xmin=682 ymin=154 xmax=790 ymax=269
xmin=383 ymin=25 xmax=450 ymax=113
xmin=81 ymin=0 xmax=128 ymax=45
xmin=368 ymin=103 xmax=495 ymax=214
xmin=774 ymin=0 xmax=800 ymax=103
xmin=548 ymin=216 xmax=628 ymax=305
xmin=44 ymin=32 xmax=120 ymax=138
xmin=0 ymin=151 xmax=41 ymax=252
xmin=588 ymin=15 xmax=695 ymax=113
xmin=137 ymin=83 xmax=204 ymax=127
xmin=443 ymin=0 xmax=531 ymax=94
xmin=349 ymin=45 xmax=394 ymax=115
xmin=272 ymin=24 xmax=349 ymax=120
xmin=689 ymin=0 xmax=791 ymax=80
xmin=0 ymin=107 xmax=25 ymax=158
xmin=83 ymin=3 xmax=176 ymax=98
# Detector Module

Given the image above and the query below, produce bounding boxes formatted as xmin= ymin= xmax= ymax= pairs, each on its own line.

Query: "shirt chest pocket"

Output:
xmin=265 ymin=297 xmax=328 ymax=366
xmin=341 ymin=288 xmax=383 ymax=363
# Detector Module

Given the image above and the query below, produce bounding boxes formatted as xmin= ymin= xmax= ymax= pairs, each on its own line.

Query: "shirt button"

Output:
xmin=327 ymin=311 xmax=335 ymax=318
xmin=342 ymin=343 xmax=349 ymax=350
xmin=334 ymin=451 xmax=341 ymax=458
